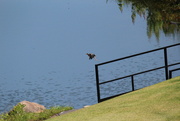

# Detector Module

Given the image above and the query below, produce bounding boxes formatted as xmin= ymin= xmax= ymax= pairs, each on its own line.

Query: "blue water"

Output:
xmin=0 ymin=0 xmax=179 ymax=113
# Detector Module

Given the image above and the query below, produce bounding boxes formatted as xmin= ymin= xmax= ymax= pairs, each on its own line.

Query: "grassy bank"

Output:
xmin=0 ymin=105 xmax=72 ymax=121
xmin=46 ymin=76 xmax=180 ymax=121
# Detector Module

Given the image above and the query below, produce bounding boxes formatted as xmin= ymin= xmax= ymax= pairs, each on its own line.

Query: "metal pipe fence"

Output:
xmin=95 ymin=43 xmax=180 ymax=103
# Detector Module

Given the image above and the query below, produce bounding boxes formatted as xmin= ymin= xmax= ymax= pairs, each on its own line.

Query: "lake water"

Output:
xmin=0 ymin=0 xmax=179 ymax=113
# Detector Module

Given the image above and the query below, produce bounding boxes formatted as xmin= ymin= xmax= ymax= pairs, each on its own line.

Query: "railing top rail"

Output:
xmin=96 ymin=43 xmax=180 ymax=66
xmin=99 ymin=62 xmax=180 ymax=85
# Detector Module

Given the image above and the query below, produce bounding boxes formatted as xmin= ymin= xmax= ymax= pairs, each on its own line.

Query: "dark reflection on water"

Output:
xmin=115 ymin=0 xmax=180 ymax=40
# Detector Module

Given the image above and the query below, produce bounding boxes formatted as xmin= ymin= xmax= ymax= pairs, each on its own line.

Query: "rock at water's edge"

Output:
xmin=19 ymin=101 xmax=46 ymax=113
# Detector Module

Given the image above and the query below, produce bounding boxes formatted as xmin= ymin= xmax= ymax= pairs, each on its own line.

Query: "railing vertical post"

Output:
xmin=169 ymin=68 xmax=180 ymax=79
xmin=164 ymin=48 xmax=169 ymax=80
xmin=131 ymin=76 xmax=135 ymax=91
xmin=95 ymin=65 xmax=101 ymax=103
xmin=169 ymin=70 xmax=172 ymax=79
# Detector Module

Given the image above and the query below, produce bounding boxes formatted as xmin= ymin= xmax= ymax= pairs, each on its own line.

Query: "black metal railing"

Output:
xmin=95 ymin=43 xmax=180 ymax=103
xmin=169 ymin=68 xmax=180 ymax=79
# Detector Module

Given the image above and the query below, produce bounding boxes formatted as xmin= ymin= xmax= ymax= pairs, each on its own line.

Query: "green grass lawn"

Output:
xmin=46 ymin=76 xmax=180 ymax=121
xmin=0 ymin=105 xmax=73 ymax=121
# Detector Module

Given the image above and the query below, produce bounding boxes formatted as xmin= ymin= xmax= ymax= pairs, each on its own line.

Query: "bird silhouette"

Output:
xmin=86 ymin=53 xmax=98 ymax=60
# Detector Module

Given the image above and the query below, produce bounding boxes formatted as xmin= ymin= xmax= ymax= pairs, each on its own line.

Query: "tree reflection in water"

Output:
xmin=113 ymin=0 xmax=180 ymax=40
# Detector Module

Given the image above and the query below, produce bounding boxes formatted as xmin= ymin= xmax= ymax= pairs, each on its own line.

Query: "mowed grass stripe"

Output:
xmin=46 ymin=76 xmax=180 ymax=121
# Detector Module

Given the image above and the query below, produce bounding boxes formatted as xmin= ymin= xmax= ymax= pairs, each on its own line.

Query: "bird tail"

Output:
xmin=94 ymin=57 xmax=98 ymax=61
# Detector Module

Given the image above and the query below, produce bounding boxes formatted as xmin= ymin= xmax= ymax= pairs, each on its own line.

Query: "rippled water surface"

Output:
xmin=0 ymin=0 xmax=179 ymax=113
